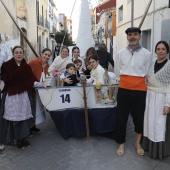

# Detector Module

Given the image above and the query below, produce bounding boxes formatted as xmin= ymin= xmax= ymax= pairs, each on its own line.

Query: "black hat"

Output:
xmin=125 ymin=27 xmax=141 ymax=34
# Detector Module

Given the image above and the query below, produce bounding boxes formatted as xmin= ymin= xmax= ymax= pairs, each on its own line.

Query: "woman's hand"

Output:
xmin=64 ymin=78 xmax=73 ymax=85
xmin=163 ymin=106 xmax=170 ymax=115
xmin=52 ymin=69 xmax=59 ymax=76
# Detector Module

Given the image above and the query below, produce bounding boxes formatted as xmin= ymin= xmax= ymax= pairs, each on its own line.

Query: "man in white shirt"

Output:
xmin=114 ymin=27 xmax=152 ymax=156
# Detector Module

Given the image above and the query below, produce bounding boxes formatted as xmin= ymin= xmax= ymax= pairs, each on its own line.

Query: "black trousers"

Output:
xmin=115 ymin=88 xmax=146 ymax=144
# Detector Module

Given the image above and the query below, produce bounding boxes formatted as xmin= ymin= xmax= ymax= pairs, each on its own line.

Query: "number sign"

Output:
xmin=58 ymin=88 xmax=72 ymax=107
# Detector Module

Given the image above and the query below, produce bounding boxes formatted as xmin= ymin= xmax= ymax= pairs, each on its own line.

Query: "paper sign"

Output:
xmin=58 ymin=88 xmax=73 ymax=107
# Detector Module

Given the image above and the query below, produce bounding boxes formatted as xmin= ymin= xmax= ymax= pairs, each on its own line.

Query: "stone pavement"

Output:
xmin=0 ymin=114 xmax=170 ymax=170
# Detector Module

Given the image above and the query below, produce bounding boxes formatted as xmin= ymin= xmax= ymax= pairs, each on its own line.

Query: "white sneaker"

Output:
xmin=0 ymin=144 xmax=5 ymax=150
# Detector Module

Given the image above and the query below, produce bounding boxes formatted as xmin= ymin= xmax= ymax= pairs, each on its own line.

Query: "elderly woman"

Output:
xmin=0 ymin=46 xmax=35 ymax=149
xmin=28 ymin=48 xmax=52 ymax=135
xmin=143 ymin=41 xmax=170 ymax=159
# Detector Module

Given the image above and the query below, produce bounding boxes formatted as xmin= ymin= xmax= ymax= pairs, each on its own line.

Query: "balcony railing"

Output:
xmin=45 ymin=19 xmax=49 ymax=29
xmin=37 ymin=15 xmax=44 ymax=27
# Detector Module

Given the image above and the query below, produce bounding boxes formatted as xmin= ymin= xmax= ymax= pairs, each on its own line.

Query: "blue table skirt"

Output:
xmin=49 ymin=107 xmax=117 ymax=139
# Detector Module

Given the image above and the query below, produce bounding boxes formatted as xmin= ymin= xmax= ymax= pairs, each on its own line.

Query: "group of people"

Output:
xmin=0 ymin=42 xmax=113 ymax=150
xmin=0 ymin=26 xmax=170 ymax=160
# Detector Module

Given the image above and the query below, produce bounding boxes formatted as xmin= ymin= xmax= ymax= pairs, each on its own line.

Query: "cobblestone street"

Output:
xmin=0 ymin=113 xmax=170 ymax=170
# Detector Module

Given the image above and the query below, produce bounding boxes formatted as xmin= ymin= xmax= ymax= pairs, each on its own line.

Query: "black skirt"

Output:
xmin=142 ymin=113 xmax=170 ymax=159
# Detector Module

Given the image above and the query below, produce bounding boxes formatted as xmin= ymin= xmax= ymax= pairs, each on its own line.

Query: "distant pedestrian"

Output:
xmin=97 ymin=43 xmax=114 ymax=70
xmin=114 ymin=27 xmax=152 ymax=156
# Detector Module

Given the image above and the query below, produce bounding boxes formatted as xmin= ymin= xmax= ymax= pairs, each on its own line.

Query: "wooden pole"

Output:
xmin=0 ymin=0 xmax=39 ymax=58
xmin=81 ymin=78 xmax=90 ymax=141
xmin=138 ymin=0 xmax=153 ymax=29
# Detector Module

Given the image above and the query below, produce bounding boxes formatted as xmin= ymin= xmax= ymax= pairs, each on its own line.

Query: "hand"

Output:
xmin=43 ymin=83 xmax=48 ymax=89
xmin=64 ymin=78 xmax=73 ymax=85
xmin=163 ymin=106 xmax=170 ymax=115
xmin=52 ymin=69 xmax=58 ymax=76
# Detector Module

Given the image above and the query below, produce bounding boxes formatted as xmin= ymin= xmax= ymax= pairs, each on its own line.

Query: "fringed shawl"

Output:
xmin=1 ymin=58 xmax=36 ymax=96
xmin=147 ymin=59 xmax=170 ymax=93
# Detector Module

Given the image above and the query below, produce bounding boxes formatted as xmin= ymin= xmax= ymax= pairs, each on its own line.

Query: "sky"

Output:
xmin=54 ymin=0 xmax=97 ymax=41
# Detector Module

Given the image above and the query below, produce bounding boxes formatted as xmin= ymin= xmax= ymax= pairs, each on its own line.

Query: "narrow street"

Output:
xmin=1 ymin=113 xmax=170 ymax=170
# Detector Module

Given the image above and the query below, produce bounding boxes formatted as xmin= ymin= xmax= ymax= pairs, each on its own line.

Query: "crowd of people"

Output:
xmin=0 ymin=27 xmax=170 ymax=160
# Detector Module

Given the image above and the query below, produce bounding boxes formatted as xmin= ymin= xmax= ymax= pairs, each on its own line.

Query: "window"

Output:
xmin=142 ymin=30 xmax=151 ymax=51
xmin=118 ymin=5 xmax=123 ymax=22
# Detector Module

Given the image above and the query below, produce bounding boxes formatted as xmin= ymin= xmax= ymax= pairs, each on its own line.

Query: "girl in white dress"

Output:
xmin=88 ymin=55 xmax=105 ymax=85
xmin=143 ymin=41 xmax=170 ymax=159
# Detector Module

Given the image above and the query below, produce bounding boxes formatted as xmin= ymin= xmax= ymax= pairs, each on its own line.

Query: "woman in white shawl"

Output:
xmin=48 ymin=46 xmax=73 ymax=85
xmin=87 ymin=55 xmax=105 ymax=84
xmin=48 ymin=46 xmax=72 ymax=74
xmin=143 ymin=41 xmax=170 ymax=159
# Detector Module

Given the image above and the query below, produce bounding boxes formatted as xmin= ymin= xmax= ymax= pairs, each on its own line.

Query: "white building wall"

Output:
xmin=116 ymin=0 xmax=170 ymax=53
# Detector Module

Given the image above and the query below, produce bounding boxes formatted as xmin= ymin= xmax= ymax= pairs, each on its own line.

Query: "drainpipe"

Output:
xmin=152 ymin=0 xmax=155 ymax=53
xmin=131 ymin=0 xmax=134 ymax=27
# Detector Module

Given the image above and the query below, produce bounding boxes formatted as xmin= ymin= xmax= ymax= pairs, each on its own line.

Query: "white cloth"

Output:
xmin=48 ymin=55 xmax=72 ymax=74
xmin=0 ymin=51 xmax=6 ymax=70
xmin=90 ymin=64 xmax=105 ymax=84
xmin=144 ymin=89 xmax=170 ymax=142
xmin=3 ymin=92 xmax=33 ymax=121
xmin=114 ymin=47 xmax=152 ymax=80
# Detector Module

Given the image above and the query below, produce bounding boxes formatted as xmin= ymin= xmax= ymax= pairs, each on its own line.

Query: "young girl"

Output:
xmin=87 ymin=55 xmax=105 ymax=85
xmin=84 ymin=61 xmax=92 ymax=79
xmin=72 ymin=46 xmax=86 ymax=74
xmin=73 ymin=59 xmax=82 ymax=80
xmin=61 ymin=63 xmax=78 ymax=86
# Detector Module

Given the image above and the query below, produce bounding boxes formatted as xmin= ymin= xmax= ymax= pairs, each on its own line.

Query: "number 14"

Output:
xmin=60 ymin=94 xmax=71 ymax=103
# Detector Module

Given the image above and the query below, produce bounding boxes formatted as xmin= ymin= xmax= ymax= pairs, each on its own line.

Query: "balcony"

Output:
xmin=37 ymin=15 xmax=44 ymax=27
xmin=45 ymin=19 xmax=49 ymax=29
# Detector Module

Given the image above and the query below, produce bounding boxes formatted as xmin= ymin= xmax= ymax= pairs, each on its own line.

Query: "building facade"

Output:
xmin=49 ymin=0 xmax=59 ymax=52
xmin=115 ymin=0 xmax=170 ymax=55
xmin=94 ymin=0 xmax=116 ymax=54
xmin=36 ymin=0 xmax=50 ymax=55
xmin=0 ymin=0 xmax=37 ymax=61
